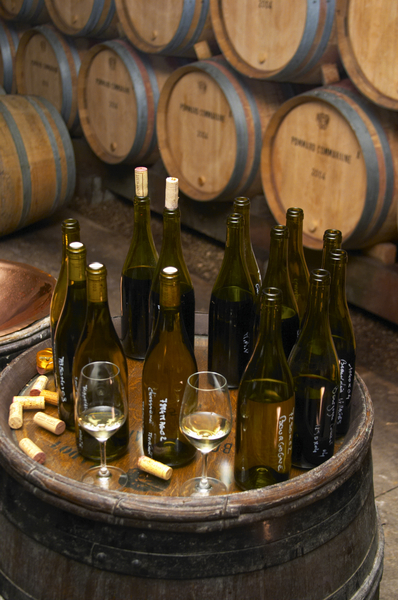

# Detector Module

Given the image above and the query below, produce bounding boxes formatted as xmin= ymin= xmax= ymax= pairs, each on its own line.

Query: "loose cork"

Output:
xmin=165 ymin=177 xmax=179 ymax=210
xmin=135 ymin=166 xmax=148 ymax=198
xmin=30 ymin=375 xmax=49 ymax=396
xmin=19 ymin=438 xmax=46 ymax=464
xmin=41 ymin=389 xmax=59 ymax=406
xmin=9 ymin=402 xmax=23 ymax=429
xmin=138 ymin=456 xmax=173 ymax=480
xmin=33 ymin=412 xmax=66 ymax=435
xmin=13 ymin=396 xmax=45 ymax=410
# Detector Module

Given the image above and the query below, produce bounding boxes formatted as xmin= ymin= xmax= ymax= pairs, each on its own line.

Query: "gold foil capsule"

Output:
xmin=36 ymin=348 xmax=54 ymax=375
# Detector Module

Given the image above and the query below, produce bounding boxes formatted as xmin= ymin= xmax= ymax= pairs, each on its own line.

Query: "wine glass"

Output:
xmin=76 ymin=361 xmax=128 ymax=490
xmin=179 ymin=371 xmax=232 ymax=496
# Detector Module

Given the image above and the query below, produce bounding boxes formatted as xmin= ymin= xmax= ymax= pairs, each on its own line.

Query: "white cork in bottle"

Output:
xmin=33 ymin=412 xmax=66 ymax=435
xmin=137 ymin=455 xmax=173 ymax=480
xmin=165 ymin=177 xmax=179 ymax=210
xmin=9 ymin=402 xmax=23 ymax=429
xmin=135 ymin=166 xmax=148 ymax=198
xmin=13 ymin=396 xmax=45 ymax=410
xmin=19 ymin=438 xmax=46 ymax=464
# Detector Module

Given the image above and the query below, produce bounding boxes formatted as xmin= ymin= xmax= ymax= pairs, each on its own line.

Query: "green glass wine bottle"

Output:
xmin=142 ymin=266 xmax=197 ymax=467
xmin=208 ymin=213 xmax=255 ymax=388
xmin=233 ymin=196 xmax=262 ymax=296
xmin=149 ymin=177 xmax=195 ymax=349
xmin=258 ymin=225 xmax=300 ymax=359
xmin=324 ymin=249 xmax=356 ymax=436
xmin=54 ymin=242 xmax=87 ymax=430
xmin=50 ymin=218 xmax=80 ymax=347
xmin=288 ymin=269 xmax=340 ymax=468
xmin=120 ymin=166 xmax=158 ymax=359
xmin=234 ymin=287 xmax=295 ymax=490
xmin=72 ymin=262 xmax=129 ymax=461
xmin=321 ymin=228 xmax=342 ymax=268
xmin=286 ymin=207 xmax=309 ymax=321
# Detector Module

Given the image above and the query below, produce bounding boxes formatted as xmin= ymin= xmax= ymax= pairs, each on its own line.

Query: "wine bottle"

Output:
xmin=258 ymin=225 xmax=300 ymax=359
xmin=208 ymin=213 xmax=255 ymax=388
xmin=50 ymin=218 xmax=80 ymax=347
xmin=324 ymin=249 xmax=356 ymax=436
xmin=288 ymin=269 xmax=340 ymax=468
xmin=234 ymin=287 xmax=295 ymax=490
xmin=120 ymin=166 xmax=158 ymax=359
xmin=142 ymin=266 xmax=197 ymax=467
xmin=54 ymin=242 xmax=87 ymax=430
xmin=72 ymin=262 xmax=129 ymax=460
xmin=149 ymin=177 xmax=195 ymax=349
xmin=286 ymin=207 xmax=310 ymax=321
xmin=321 ymin=228 xmax=342 ymax=268
xmin=233 ymin=196 xmax=262 ymax=296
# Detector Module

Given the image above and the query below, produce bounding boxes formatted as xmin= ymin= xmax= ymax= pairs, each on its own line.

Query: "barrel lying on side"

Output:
xmin=44 ymin=0 xmax=119 ymax=38
xmin=0 ymin=0 xmax=48 ymax=24
xmin=0 ymin=18 xmax=26 ymax=93
xmin=261 ymin=80 xmax=398 ymax=249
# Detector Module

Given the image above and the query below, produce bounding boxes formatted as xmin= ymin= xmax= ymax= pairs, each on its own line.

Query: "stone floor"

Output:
xmin=0 ymin=190 xmax=397 ymax=599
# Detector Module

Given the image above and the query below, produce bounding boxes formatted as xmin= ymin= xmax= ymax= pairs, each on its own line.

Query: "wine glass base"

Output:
xmin=179 ymin=476 xmax=227 ymax=497
xmin=82 ymin=465 xmax=128 ymax=491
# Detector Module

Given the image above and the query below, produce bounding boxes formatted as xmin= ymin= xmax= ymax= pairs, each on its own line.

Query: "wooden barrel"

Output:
xmin=114 ymin=0 xmax=217 ymax=57
xmin=209 ymin=0 xmax=341 ymax=84
xmin=261 ymin=80 xmax=398 ymax=250
xmin=336 ymin=0 xmax=398 ymax=112
xmin=44 ymin=0 xmax=119 ymax=39
xmin=157 ymin=57 xmax=294 ymax=202
xmin=0 ymin=332 xmax=384 ymax=599
xmin=0 ymin=18 xmax=26 ymax=93
xmin=0 ymin=94 xmax=76 ymax=237
xmin=77 ymin=39 xmax=187 ymax=165
xmin=15 ymin=24 xmax=91 ymax=133
xmin=0 ymin=0 xmax=48 ymax=24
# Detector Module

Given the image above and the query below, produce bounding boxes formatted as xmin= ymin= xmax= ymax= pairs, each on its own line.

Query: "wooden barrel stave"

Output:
xmin=0 ymin=0 xmax=48 ymax=24
xmin=44 ymin=0 xmax=119 ymax=38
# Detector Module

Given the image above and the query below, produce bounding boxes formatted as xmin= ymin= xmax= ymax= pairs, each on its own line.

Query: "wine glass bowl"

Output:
xmin=76 ymin=361 xmax=128 ymax=490
xmin=179 ymin=371 xmax=232 ymax=496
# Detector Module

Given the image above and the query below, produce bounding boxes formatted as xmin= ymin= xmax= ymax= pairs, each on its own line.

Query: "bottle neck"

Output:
xmin=301 ymin=279 xmax=331 ymax=334
xmin=62 ymin=229 xmax=80 ymax=260
xmin=329 ymin=260 xmax=347 ymax=310
xmin=287 ymin=216 xmax=304 ymax=256
xmin=161 ymin=208 xmax=182 ymax=252
xmin=257 ymin=297 xmax=282 ymax=346
xmin=87 ymin=277 xmax=108 ymax=303
xmin=268 ymin=235 xmax=288 ymax=278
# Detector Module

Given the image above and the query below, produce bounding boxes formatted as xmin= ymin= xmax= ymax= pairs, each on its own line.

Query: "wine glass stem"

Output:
xmin=199 ymin=453 xmax=211 ymax=490
xmin=98 ymin=441 xmax=110 ymax=477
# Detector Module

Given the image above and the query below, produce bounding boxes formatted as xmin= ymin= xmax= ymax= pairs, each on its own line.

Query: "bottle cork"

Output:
xmin=13 ymin=396 xmax=45 ymax=410
xmin=41 ymin=389 xmax=59 ymax=406
xmin=30 ymin=375 xmax=49 ymax=396
xmin=137 ymin=456 xmax=173 ymax=480
xmin=33 ymin=412 xmax=66 ymax=435
xmin=19 ymin=438 xmax=46 ymax=464
xmin=9 ymin=402 xmax=23 ymax=429
xmin=165 ymin=177 xmax=179 ymax=210
xmin=135 ymin=166 xmax=148 ymax=198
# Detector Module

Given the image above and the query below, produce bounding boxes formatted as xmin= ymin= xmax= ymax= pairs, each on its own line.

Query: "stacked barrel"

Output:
xmin=0 ymin=0 xmax=397 ymax=250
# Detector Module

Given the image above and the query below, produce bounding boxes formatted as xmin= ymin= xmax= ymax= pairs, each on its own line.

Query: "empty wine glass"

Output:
xmin=76 ymin=361 xmax=128 ymax=490
xmin=179 ymin=371 xmax=232 ymax=496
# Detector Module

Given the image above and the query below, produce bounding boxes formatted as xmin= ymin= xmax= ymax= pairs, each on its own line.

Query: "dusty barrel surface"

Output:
xmin=210 ymin=0 xmax=340 ymax=83
xmin=0 ymin=0 xmax=48 ymax=24
xmin=336 ymin=0 xmax=398 ymax=111
xmin=157 ymin=57 xmax=294 ymax=202
xmin=261 ymin=80 xmax=398 ymax=250
xmin=115 ymin=0 xmax=217 ymax=57
xmin=0 ymin=337 xmax=384 ymax=600
xmin=0 ymin=94 xmax=76 ymax=237
xmin=44 ymin=0 xmax=119 ymax=38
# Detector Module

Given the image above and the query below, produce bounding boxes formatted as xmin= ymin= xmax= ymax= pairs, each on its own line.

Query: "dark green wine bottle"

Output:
xmin=121 ymin=166 xmax=158 ymax=359
xmin=288 ymin=269 xmax=340 ymax=468
xmin=149 ymin=177 xmax=195 ymax=349
xmin=234 ymin=287 xmax=295 ymax=490
xmin=50 ymin=218 xmax=80 ymax=347
xmin=258 ymin=225 xmax=300 ymax=359
xmin=324 ymin=249 xmax=356 ymax=436
xmin=321 ymin=228 xmax=342 ymax=268
xmin=233 ymin=196 xmax=262 ymax=296
xmin=72 ymin=262 xmax=129 ymax=461
xmin=286 ymin=207 xmax=309 ymax=321
xmin=142 ymin=266 xmax=197 ymax=467
xmin=54 ymin=242 xmax=87 ymax=430
xmin=208 ymin=213 xmax=255 ymax=388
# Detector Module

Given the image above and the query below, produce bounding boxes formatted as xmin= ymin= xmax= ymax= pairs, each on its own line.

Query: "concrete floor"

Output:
xmin=0 ymin=196 xmax=397 ymax=599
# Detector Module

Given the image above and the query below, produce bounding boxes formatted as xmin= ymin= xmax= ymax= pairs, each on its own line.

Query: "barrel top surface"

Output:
xmin=0 ymin=335 xmax=374 ymax=530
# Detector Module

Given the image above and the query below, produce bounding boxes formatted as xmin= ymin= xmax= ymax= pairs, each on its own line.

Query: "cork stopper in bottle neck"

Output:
xmin=165 ymin=177 xmax=179 ymax=210
xmin=135 ymin=166 xmax=148 ymax=198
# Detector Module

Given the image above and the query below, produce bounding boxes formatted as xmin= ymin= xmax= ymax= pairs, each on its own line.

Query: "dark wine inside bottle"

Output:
xmin=121 ymin=267 xmax=154 ymax=359
xmin=281 ymin=307 xmax=300 ymax=359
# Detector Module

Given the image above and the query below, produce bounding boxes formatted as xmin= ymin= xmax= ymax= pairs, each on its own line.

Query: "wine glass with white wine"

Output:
xmin=76 ymin=361 xmax=128 ymax=490
xmin=179 ymin=371 xmax=232 ymax=496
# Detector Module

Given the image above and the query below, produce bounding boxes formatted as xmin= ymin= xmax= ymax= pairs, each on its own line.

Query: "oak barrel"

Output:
xmin=0 ymin=0 xmax=48 ymax=24
xmin=114 ymin=0 xmax=217 ymax=57
xmin=0 ymin=336 xmax=384 ymax=600
xmin=44 ymin=0 xmax=119 ymax=38
xmin=209 ymin=0 xmax=341 ymax=84
xmin=15 ymin=24 xmax=91 ymax=133
xmin=0 ymin=18 xmax=26 ymax=93
xmin=77 ymin=39 xmax=187 ymax=165
xmin=157 ymin=57 xmax=294 ymax=202
xmin=336 ymin=0 xmax=398 ymax=112
xmin=261 ymin=80 xmax=398 ymax=250
xmin=0 ymin=94 xmax=76 ymax=237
